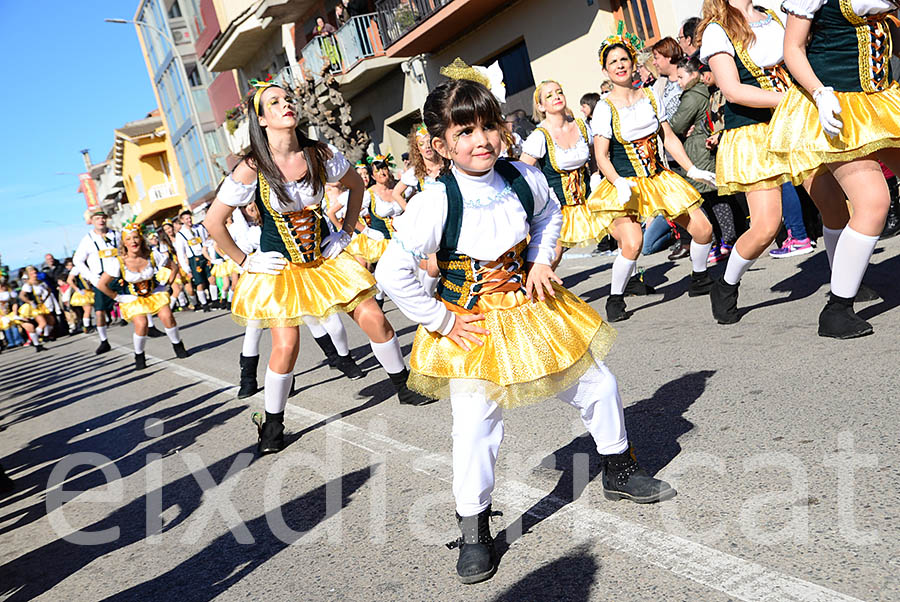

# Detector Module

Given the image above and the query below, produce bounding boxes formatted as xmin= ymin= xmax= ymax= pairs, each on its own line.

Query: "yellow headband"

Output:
xmin=533 ymin=80 xmax=562 ymax=108
xmin=250 ymin=79 xmax=275 ymax=115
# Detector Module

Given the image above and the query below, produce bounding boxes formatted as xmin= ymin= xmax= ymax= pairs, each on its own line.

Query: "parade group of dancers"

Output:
xmin=5 ymin=0 xmax=898 ymax=585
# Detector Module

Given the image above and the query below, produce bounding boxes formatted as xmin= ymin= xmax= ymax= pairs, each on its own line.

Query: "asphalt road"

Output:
xmin=2 ymin=236 xmax=899 ymax=602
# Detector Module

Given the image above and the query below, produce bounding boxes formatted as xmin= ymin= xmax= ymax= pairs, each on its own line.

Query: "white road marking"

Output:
xmin=113 ymin=344 xmax=864 ymax=602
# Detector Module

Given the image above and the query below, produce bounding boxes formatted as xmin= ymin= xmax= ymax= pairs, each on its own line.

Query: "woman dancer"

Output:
xmin=66 ymin=265 xmax=95 ymax=333
xmin=768 ymin=0 xmax=900 ymax=337
xmin=0 ymin=281 xmax=27 ymax=350
xmin=96 ymin=223 xmax=190 ymax=369
xmin=345 ymin=154 xmax=404 ymax=268
xmin=376 ymin=70 xmax=675 ymax=585
xmin=522 ymin=80 xmax=610 ymax=267
xmin=588 ymin=31 xmax=717 ymax=322
xmin=393 ymin=124 xmax=444 ymax=202
xmin=204 ymin=81 xmax=433 ymax=454
xmin=158 ymin=219 xmax=194 ymax=310
xmin=18 ymin=267 xmax=56 ymax=346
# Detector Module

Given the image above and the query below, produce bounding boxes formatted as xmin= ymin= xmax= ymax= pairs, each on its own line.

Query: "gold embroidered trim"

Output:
xmin=368 ymin=189 xmax=396 ymax=235
xmin=259 ymin=173 xmax=303 ymax=263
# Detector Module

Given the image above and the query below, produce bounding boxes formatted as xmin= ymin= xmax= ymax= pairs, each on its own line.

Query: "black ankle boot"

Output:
xmin=881 ymin=192 xmax=900 ymax=239
xmin=35 ymin=344 xmax=46 ymax=352
xmin=602 ymin=446 xmax=676 ymax=504
xmin=388 ymin=368 xmax=436 ymax=406
xmin=312 ymin=334 xmax=340 ymax=368
xmin=95 ymin=339 xmax=111 ymax=354
xmin=335 ymin=354 xmax=364 ymax=380
xmin=238 ymin=354 xmax=259 ymax=398
xmin=624 ymin=273 xmax=655 ymax=296
xmin=448 ymin=506 xmax=497 ymax=584
xmin=135 ymin=352 xmax=146 ymax=370
xmin=172 ymin=341 xmax=190 ymax=358
xmin=202 ymin=302 xmax=211 ymax=313
xmin=256 ymin=411 xmax=285 ymax=455
xmin=710 ymin=277 xmax=740 ymax=324
xmin=147 ymin=325 xmax=165 ymax=338
xmin=688 ymin=271 xmax=714 ymax=297
xmin=605 ymin=294 xmax=629 ymax=322
xmin=818 ymin=293 xmax=873 ymax=339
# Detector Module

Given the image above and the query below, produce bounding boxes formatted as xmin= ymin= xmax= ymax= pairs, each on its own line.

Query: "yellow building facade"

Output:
xmin=114 ymin=114 xmax=188 ymax=224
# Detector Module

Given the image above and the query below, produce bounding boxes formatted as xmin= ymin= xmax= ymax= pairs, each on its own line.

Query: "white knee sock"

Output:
xmin=610 ymin=255 xmax=635 ymax=295
xmin=723 ymin=248 xmax=755 ymax=285
xmin=831 ymin=226 xmax=879 ymax=298
xmin=97 ymin=325 xmax=108 ymax=342
xmin=370 ymin=335 xmax=405 ymax=374
xmin=227 ymin=289 xmax=233 ymax=302
xmin=823 ymin=226 xmax=843 ymax=268
xmin=302 ymin=315 xmax=328 ymax=338
xmin=320 ymin=313 xmax=350 ymax=356
xmin=147 ymin=315 xmax=156 ymax=328
xmin=170 ymin=297 xmax=177 ymax=309
xmin=557 ymin=360 xmax=629 ymax=455
xmin=375 ymin=282 xmax=385 ymax=301
xmin=29 ymin=332 xmax=40 ymax=346
xmin=82 ymin=317 xmax=90 ymax=328
xmin=264 ymin=367 xmax=293 ymax=414
xmin=242 ymin=325 xmax=263 ymax=357
xmin=690 ymin=240 xmax=712 ymax=273
xmin=165 ymin=326 xmax=181 ymax=344
xmin=450 ymin=381 xmax=504 ymax=516
xmin=178 ymin=292 xmax=188 ymax=306
xmin=133 ymin=334 xmax=147 ymax=354
xmin=197 ymin=290 xmax=208 ymax=304
xmin=42 ymin=326 xmax=51 ymax=337
xmin=209 ymin=285 xmax=219 ymax=301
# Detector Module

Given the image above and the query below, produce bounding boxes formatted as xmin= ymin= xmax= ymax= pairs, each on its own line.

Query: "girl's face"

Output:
xmin=416 ymin=134 xmax=436 ymax=161
xmin=26 ymin=268 xmax=37 ymax=283
xmin=539 ymin=83 xmax=566 ymax=115
xmin=676 ymin=67 xmax=699 ymax=90
xmin=372 ymin=165 xmax=391 ymax=185
xmin=123 ymin=231 xmax=143 ymax=254
xmin=356 ymin=166 xmax=370 ymax=186
xmin=604 ymin=48 xmax=635 ymax=86
xmin=149 ymin=234 xmax=159 ymax=246
xmin=163 ymin=224 xmax=174 ymax=236
xmin=580 ymin=103 xmax=592 ymax=119
xmin=433 ymin=119 xmax=501 ymax=176
xmin=258 ymin=87 xmax=298 ymax=130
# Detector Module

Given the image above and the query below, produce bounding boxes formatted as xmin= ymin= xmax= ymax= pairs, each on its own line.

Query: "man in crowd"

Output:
xmin=678 ymin=17 xmax=701 ymax=58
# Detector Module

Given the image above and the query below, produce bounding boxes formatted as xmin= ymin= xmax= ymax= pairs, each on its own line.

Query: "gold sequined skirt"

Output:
xmin=560 ymin=204 xmax=612 ymax=248
xmin=70 ymin=291 xmax=95 ymax=307
xmin=407 ymin=285 xmax=617 ymax=409
xmin=0 ymin=312 xmax=21 ymax=329
xmin=120 ymin=292 xmax=170 ymax=322
xmin=715 ymin=121 xmax=804 ymax=194
xmin=231 ymin=251 xmax=376 ymax=328
xmin=18 ymin=304 xmax=50 ymax=319
xmin=768 ymin=85 xmax=900 ymax=175
xmin=211 ymin=259 xmax=239 ymax=279
xmin=156 ymin=266 xmax=189 ymax=286
xmin=346 ymin=233 xmax=390 ymax=264
xmin=587 ymin=170 xmax=702 ymax=221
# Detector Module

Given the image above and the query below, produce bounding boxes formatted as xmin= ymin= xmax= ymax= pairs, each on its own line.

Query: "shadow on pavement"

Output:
xmin=490 ymin=544 xmax=599 ymax=602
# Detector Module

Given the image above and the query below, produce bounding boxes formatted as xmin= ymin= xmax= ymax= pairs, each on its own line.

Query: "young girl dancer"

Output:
xmin=589 ymin=32 xmax=717 ymax=322
xmin=767 ymin=0 xmax=900 ymax=337
xmin=204 ymin=82 xmax=433 ymax=454
xmin=96 ymin=223 xmax=190 ymax=369
xmin=18 ymin=267 xmax=56 ymax=345
xmin=375 ymin=70 xmax=674 ymax=585
xmin=521 ymin=80 xmax=610 ymax=267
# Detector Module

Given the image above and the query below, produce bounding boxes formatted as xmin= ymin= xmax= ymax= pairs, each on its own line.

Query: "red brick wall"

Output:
xmin=207 ymin=71 xmax=242 ymax=126
xmin=194 ymin=0 xmax=220 ymax=57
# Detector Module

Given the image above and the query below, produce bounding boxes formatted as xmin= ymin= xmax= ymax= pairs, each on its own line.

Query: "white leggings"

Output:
xmin=451 ymin=359 xmax=628 ymax=517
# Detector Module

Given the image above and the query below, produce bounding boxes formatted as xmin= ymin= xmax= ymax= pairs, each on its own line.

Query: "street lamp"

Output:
xmin=105 ymin=17 xmax=217 ymax=204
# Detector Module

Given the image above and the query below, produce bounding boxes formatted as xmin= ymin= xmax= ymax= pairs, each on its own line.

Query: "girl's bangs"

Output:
xmin=448 ymin=84 xmax=503 ymax=128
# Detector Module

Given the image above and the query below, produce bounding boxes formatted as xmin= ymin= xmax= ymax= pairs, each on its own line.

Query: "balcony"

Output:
xmin=374 ymin=0 xmax=511 ymax=57
xmin=224 ymin=113 xmax=250 ymax=156
xmin=148 ymin=181 xmax=178 ymax=202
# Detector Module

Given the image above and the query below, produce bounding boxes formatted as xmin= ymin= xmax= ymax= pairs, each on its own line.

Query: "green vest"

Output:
xmin=533 ymin=119 xmax=592 ymax=205
xmin=367 ymin=189 xmax=395 ymax=239
xmin=254 ymin=171 xmax=330 ymax=263
xmin=710 ymin=9 xmax=791 ymax=131
xmin=809 ymin=0 xmax=894 ymax=93
xmin=436 ymin=160 xmax=534 ymax=310
xmin=605 ymin=88 xmax=665 ymax=178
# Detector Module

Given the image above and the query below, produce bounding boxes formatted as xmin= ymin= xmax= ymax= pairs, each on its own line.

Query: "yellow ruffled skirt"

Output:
xmin=120 ymin=292 xmax=170 ymax=322
xmin=18 ymin=304 xmax=50 ymax=319
xmin=231 ymin=251 xmax=376 ymax=328
xmin=768 ymin=85 xmax=900 ymax=175
xmin=588 ymin=169 xmax=702 ymax=221
xmin=156 ymin=266 xmax=188 ymax=286
xmin=0 ymin=312 xmax=21 ymax=329
xmin=407 ymin=285 xmax=617 ymax=409
xmin=715 ymin=121 xmax=804 ymax=194
xmin=211 ymin=259 xmax=238 ymax=279
xmin=559 ymin=204 xmax=612 ymax=248
xmin=70 ymin=290 xmax=95 ymax=307
xmin=346 ymin=233 xmax=390 ymax=264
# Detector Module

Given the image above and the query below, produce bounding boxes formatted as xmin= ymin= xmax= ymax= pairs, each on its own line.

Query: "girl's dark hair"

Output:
xmin=422 ymin=79 xmax=510 ymax=172
xmin=244 ymin=84 xmax=332 ymax=205
xmin=156 ymin=224 xmax=176 ymax=251
xmin=579 ymin=92 xmax=602 ymax=116
xmin=677 ymin=56 xmax=702 ymax=75
xmin=599 ymin=42 xmax=634 ymax=68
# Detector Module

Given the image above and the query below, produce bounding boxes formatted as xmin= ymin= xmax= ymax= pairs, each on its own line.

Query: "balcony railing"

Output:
xmin=374 ymin=0 xmax=453 ymax=47
xmin=299 ymin=13 xmax=386 ymax=81
xmin=148 ymin=181 xmax=178 ymax=202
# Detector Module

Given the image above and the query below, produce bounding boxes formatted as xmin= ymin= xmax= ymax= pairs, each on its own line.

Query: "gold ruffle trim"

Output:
xmin=229 ymin=286 xmax=376 ymax=329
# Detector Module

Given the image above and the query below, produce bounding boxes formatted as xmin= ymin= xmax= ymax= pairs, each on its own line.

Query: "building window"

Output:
xmin=167 ymin=1 xmax=182 ymax=18
xmin=613 ymin=0 xmax=660 ymax=44
xmin=482 ymin=40 xmax=535 ymax=97
xmin=186 ymin=65 xmax=202 ymax=87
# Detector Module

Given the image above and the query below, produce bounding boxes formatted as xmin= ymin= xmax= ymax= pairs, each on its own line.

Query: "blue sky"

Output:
xmin=0 ymin=1 xmax=157 ymax=270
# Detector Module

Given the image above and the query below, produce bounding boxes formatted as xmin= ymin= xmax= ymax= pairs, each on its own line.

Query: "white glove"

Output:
xmin=813 ymin=86 xmax=843 ymax=137
xmin=321 ymin=230 xmax=352 ymax=260
xmin=115 ymin=294 xmax=137 ymax=304
xmin=244 ymin=251 xmax=287 ymax=275
xmin=613 ymin=177 xmax=637 ymax=205
xmin=687 ymin=166 xmax=717 ymax=187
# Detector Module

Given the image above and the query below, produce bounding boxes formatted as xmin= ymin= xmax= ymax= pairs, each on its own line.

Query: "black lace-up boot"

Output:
xmin=447 ymin=506 xmax=497 ymax=584
xmin=605 ymin=294 xmax=629 ymax=322
xmin=238 ymin=354 xmax=259 ymax=398
xmin=389 ymin=368 xmax=437 ymax=406
xmin=602 ymin=446 xmax=676 ymax=504
xmin=255 ymin=411 xmax=285 ymax=455
xmin=312 ymin=334 xmax=340 ymax=368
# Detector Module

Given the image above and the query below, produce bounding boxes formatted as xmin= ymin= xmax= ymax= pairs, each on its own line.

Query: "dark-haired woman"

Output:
xmin=66 ymin=265 xmax=95 ymax=332
xmin=159 ymin=219 xmax=194 ymax=309
xmin=204 ymin=83 xmax=433 ymax=455
xmin=96 ymin=224 xmax=190 ymax=369
xmin=376 ymin=68 xmax=674 ymax=585
xmin=588 ymin=38 xmax=717 ymax=322
xmin=345 ymin=155 xmax=404 ymax=269
xmin=18 ymin=266 xmax=56 ymax=346
xmin=767 ymin=0 xmax=900 ymax=337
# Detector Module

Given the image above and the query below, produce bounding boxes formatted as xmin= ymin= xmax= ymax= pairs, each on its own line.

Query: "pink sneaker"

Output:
xmin=707 ymin=244 xmax=724 ymax=266
xmin=769 ymin=231 xmax=814 ymax=258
